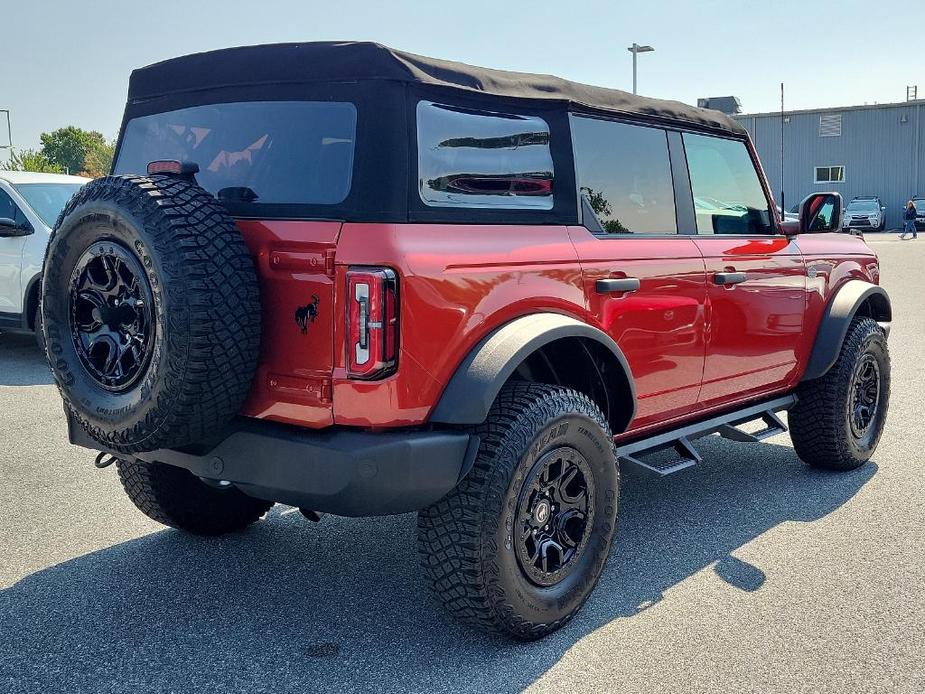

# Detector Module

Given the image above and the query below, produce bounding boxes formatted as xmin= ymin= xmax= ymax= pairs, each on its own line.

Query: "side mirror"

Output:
xmin=0 ymin=217 xmax=33 ymax=237
xmin=782 ymin=192 xmax=843 ymax=235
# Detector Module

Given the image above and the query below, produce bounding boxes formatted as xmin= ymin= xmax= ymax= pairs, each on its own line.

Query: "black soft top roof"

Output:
xmin=127 ymin=41 xmax=745 ymax=136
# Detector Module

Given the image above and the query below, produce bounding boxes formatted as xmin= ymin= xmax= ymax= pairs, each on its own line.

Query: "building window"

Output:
xmin=819 ymin=114 xmax=842 ymax=137
xmin=571 ymin=115 xmax=677 ymax=234
xmin=814 ymin=165 xmax=845 ymax=184
xmin=416 ymin=101 xmax=554 ymax=210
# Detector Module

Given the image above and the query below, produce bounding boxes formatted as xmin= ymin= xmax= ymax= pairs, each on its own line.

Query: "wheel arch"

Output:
xmin=802 ymin=280 xmax=891 ymax=381
xmin=23 ymin=273 xmax=41 ymax=330
xmin=429 ymin=313 xmax=636 ymax=433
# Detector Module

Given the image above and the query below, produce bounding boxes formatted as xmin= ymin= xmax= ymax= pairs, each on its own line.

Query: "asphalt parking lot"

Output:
xmin=1 ymin=237 xmax=923 ymax=694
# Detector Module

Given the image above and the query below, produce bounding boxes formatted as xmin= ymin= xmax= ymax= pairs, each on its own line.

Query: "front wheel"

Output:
xmin=789 ymin=317 xmax=890 ymax=470
xmin=417 ymin=383 xmax=619 ymax=640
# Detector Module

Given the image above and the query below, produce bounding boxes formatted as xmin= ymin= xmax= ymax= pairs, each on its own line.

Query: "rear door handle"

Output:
xmin=713 ymin=272 xmax=747 ymax=286
xmin=596 ymin=278 xmax=641 ymax=294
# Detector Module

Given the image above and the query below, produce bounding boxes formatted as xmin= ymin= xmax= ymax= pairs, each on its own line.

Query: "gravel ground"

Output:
xmin=0 ymin=237 xmax=922 ymax=694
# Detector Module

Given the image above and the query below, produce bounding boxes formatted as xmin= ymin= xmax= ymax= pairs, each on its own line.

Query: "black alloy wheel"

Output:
xmin=69 ymin=241 xmax=155 ymax=392
xmin=516 ymin=446 xmax=595 ymax=587
xmin=848 ymin=353 xmax=880 ymax=440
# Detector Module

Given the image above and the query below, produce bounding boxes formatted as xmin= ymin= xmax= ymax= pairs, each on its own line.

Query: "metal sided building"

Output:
xmin=734 ymin=100 xmax=925 ymax=229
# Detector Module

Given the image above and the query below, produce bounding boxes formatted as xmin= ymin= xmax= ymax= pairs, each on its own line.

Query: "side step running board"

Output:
xmin=617 ymin=395 xmax=796 ymax=477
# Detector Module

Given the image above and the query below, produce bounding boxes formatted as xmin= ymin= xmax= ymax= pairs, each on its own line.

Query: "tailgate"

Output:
xmin=235 ymin=219 xmax=340 ymax=427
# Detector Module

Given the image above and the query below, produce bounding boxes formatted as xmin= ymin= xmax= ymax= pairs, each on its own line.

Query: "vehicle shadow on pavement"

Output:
xmin=0 ymin=333 xmax=52 ymax=386
xmin=0 ymin=439 xmax=876 ymax=694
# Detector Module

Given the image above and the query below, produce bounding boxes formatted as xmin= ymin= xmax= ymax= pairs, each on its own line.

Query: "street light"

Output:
xmin=627 ymin=43 xmax=654 ymax=95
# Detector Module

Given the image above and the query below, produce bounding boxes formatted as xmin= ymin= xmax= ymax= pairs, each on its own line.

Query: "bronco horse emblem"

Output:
xmin=295 ymin=295 xmax=321 ymax=335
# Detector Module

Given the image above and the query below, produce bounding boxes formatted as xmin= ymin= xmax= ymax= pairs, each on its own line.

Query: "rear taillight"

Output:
xmin=346 ymin=267 xmax=399 ymax=379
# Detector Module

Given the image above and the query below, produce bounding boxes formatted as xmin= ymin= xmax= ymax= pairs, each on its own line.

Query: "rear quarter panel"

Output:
xmin=332 ymin=223 xmax=586 ymax=426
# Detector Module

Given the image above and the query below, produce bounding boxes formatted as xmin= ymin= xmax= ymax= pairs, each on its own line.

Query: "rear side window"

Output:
xmin=416 ymin=101 xmax=554 ymax=210
xmin=570 ymin=115 xmax=677 ymax=235
xmin=115 ymin=101 xmax=357 ymax=206
xmin=683 ymin=133 xmax=774 ymax=235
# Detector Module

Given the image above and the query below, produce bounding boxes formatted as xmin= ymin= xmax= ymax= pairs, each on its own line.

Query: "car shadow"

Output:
xmin=0 ymin=332 xmax=52 ymax=386
xmin=0 ymin=438 xmax=876 ymax=694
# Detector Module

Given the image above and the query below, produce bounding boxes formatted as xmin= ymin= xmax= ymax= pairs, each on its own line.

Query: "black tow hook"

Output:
xmin=94 ymin=452 xmax=119 ymax=469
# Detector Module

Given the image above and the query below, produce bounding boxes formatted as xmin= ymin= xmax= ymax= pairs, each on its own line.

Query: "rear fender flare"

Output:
xmin=429 ymin=313 xmax=636 ymax=427
xmin=803 ymin=280 xmax=891 ymax=381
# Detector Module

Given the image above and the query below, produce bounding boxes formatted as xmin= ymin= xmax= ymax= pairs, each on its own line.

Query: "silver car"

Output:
xmin=842 ymin=196 xmax=886 ymax=232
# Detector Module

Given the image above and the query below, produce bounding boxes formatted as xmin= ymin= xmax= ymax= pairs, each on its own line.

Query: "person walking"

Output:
xmin=900 ymin=200 xmax=918 ymax=239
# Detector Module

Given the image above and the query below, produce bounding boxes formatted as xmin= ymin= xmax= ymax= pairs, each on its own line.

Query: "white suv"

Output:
xmin=0 ymin=170 xmax=89 ymax=346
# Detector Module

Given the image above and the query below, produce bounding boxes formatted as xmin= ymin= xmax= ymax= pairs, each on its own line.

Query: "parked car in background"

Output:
xmin=0 ymin=171 xmax=89 ymax=346
xmin=913 ymin=195 xmax=925 ymax=229
xmin=842 ymin=196 xmax=886 ymax=232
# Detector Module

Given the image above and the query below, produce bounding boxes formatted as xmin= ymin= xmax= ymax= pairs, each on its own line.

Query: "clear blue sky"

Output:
xmin=2 ymin=0 xmax=922 ymax=158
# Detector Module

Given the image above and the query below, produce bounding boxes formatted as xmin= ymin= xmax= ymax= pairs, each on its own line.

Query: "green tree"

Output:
xmin=82 ymin=139 xmax=115 ymax=178
xmin=1 ymin=148 xmax=63 ymax=173
xmin=40 ymin=126 xmax=108 ymax=175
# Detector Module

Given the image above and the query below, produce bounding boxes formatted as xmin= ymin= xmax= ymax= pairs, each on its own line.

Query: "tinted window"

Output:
xmin=13 ymin=183 xmax=84 ymax=226
xmin=684 ymin=133 xmax=773 ymax=235
xmin=115 ymin=101 xmax=357 ymax=205
xmin=0 ymin=189 xmax=28 ymax=227
xmin=570 ymin=116 xmax=677 ymax=234
xmin=417 ymin=101 xmax=553 ymax=210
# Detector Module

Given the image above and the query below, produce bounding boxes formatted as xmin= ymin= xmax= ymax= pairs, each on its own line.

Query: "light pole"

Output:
xmin=627 ymin=43 xmax=654 ymax=95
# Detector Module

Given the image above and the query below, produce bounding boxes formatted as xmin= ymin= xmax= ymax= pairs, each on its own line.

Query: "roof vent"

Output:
xmin=819 ymin=114 xmax=842 ymax=137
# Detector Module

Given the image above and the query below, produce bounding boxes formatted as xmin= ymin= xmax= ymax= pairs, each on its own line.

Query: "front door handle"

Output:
xmin=713 ymin=272 xmax=747 ymax=286
xmin=596 ymin=277 xmax=641 ymax=294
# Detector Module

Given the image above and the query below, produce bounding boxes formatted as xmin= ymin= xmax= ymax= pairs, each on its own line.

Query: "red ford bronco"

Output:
xmin=42 ymin=42 xmax=891 ymax=640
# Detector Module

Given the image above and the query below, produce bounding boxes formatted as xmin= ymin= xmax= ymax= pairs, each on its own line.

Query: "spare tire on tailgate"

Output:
xmin=42 ymin=174 xmax=261 ymax=454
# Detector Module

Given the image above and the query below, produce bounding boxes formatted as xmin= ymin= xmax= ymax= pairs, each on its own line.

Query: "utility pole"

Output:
xmin=780 ymin=83 xmax=785 ymax=214
xmin=0 ymin=110 xmax=11 ymax=151
xmin=627 ymin=43 xmax=654 ymax=95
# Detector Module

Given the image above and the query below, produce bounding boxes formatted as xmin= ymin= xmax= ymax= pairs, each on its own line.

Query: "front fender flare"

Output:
xmin=429 ymin=313 xmax=636 ymax=425
xmin=802 ymin=280 xmax=891 ymax=381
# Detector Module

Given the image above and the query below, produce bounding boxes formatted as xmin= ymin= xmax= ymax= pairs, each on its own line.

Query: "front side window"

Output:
xmin=684 ymin=133 xmax=773 ymax=235
xmin=571 ymin=115 xmax=677 ymax=235
xmin=416 ymin=101 xmax=554 ymax=210
xmin=115 ymin=101 xmax=357 ymax=206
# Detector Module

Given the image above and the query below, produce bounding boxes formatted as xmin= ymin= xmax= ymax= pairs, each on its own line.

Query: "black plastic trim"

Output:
xmin=430 ymin=313 xmax=636 ymax=427
xmin=802 ymin=280 xmax=892 ymax=381
xmin=667 ymin=130 xmax=697 ymax=234
xmin=67 ymin=414 xmax=477 ymax=517
xmin=22 ymin=274 xmax=41 ymax=330
xmin=0 ymin=311 xmax=23 ymax=329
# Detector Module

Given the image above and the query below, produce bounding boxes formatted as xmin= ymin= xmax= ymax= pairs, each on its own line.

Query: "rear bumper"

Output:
xmin=68 ymin=415 xmax=479 ymax=517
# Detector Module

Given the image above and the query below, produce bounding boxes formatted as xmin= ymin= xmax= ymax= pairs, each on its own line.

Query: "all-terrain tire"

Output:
xmin=34 ymin=301 xmax=45 ymax=354
xmin=116 ymin=458 xmax=272 ymax=535
xmin=41 ymin=175 xmax=260 ymax=453
xmin=790 ymin=317 xmax=890 ymax=470
xmin=417 ymin=382 xmax=619 ymax=640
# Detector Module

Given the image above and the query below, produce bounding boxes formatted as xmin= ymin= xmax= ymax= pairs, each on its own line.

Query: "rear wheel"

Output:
xmin=417 ymin=383 xmax=619 ymax=640
xmin=116 ymin=458 xmax=272 ymax=535
xmin=790 ymin=317 xmax=889 ymax=470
